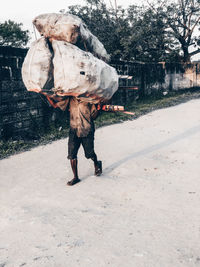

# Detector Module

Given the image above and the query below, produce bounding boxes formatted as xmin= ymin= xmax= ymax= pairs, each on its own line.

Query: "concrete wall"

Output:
xmin=112 ymin=61 xmax=200 ymax=96
xmin=0 ymin=46 xmax=200 ymax=140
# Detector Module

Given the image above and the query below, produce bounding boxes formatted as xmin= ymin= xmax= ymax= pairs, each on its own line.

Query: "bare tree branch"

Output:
xmin=108 ymin=0 xmax=114 ymax=9
xmin=184 ymin=15 xmax=200 ymax=40
xmin=189 ymin=47 xmax=200 ymax=56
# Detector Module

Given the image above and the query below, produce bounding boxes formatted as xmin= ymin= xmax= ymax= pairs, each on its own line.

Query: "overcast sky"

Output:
xmin=1 ymin=0 xmax=139 ymax=43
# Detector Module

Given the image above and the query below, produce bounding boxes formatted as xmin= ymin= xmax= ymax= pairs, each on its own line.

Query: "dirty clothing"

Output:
xmin=66 ymin=97 xmax=98 ymax=159
xmin=45 ymin=95 xmax=98 ymax=159
xmin=68 ymin=128 xmax=95 ymax=159
xmin=69 ymin=97 xmax=97 ymax=138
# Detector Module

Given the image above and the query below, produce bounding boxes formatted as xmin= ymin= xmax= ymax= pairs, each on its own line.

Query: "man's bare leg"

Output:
xmin=67 ymin=159 xmax=81 ymax=186
xmin=91 ymin=154 xmax=102 ymax=176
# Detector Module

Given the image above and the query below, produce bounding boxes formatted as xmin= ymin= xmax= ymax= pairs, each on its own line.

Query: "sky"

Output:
xmin=1 ymin=0 xmax=138 ymax=43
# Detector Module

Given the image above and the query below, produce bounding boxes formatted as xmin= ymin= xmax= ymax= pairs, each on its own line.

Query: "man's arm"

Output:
xmin=56 ymin=98 xmax=70 ymax=111
xmin=91 ymin=104 xmax=101 ymax=120
xmin=41 ymin=93 xmax=70 ymax=111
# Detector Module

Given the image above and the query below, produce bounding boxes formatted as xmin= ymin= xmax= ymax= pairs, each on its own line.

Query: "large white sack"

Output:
xmin=33 ymin=13 xmax=110 ymax=62
xmin=52 ymin=40 xmax=118 ymax=103
xmin=22 ymin=37 xmax=53 ymax=93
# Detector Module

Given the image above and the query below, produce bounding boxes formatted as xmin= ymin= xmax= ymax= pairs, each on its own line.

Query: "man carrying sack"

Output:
xmin=22 ymin=13 xmax=121 ymax=186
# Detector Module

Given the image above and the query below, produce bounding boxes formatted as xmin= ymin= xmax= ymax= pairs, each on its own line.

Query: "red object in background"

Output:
xmin=98 ymin=104 xmax=124 ymax=111
xmin=97 ymin=104 xmax=135 ymax=115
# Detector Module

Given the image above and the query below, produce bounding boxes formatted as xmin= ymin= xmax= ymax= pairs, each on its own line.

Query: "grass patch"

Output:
xmin=1 ymin=88 xmax=200 ymax=160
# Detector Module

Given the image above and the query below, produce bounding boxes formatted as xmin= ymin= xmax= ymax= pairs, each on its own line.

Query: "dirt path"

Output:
xmin=0 ymin=99 xmax=200 ymax=267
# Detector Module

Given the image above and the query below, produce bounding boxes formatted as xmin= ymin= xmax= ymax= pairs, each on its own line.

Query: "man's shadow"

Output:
xmin=83 ymin=124 xmax=200 ymax=179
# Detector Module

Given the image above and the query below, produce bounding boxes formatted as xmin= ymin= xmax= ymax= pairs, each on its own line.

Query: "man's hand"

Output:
xmin=41 ymin=92 xmax=70 ymax=111
xmin=91 ymin=104 xmax=101 ymax=120
xmin=46 ymin=95 xmax=59 ymax=108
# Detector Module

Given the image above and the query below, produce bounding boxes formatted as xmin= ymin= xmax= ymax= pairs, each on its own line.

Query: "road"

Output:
xmin=0 ymin=99 xmax=200 ymax=267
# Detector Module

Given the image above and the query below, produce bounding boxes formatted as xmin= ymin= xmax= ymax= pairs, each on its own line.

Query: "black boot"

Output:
xmin=91 ymin=154 xmax=102 ymax=176
xmin=94 ymin=160 xmax=102 ymax=176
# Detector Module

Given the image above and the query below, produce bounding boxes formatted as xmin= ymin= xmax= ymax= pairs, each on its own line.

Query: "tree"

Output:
xmin=0 ymin=20 xmax=30 ymax=48
xmin=148 ymin=0 xmax=200 ymax=62
xmin=67 ymin=0 xmax=131 ymax=60
xmin=67 ymin=0 xmax=180 ymax=62
xmin=66 ymin=0 xmax=200 ymax=62
xmin=125 ymin=5 xmax=172 ymax=62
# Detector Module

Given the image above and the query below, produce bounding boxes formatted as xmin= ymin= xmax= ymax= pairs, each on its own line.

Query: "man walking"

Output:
xmin=46 ymin=95 xmax=102 ymax=186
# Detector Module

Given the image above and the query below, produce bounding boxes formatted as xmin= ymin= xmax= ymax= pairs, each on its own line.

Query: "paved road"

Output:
xmin=0 ymin=99 xmax=200 ymax=267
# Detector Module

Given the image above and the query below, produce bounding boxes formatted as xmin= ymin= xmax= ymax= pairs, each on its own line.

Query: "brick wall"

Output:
xmin=0 ymin=46 xmax=56 ymax=140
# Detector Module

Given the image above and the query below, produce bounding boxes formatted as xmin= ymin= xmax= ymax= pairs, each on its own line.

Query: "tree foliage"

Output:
xmin=149 ymin=0 xmax=200 ymax=62
xmin=125 ymin=6 xmax=170 ymax=62
xmin=0 ymin=20 xmax=30 ymax=48
xmin=67 ymin=0 xmax=130 ymax=60
xmin=66 ymin=0 xmax=200 ymax=62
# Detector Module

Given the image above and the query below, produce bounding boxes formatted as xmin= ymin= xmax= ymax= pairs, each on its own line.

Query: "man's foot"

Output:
xmin=67 ymin=178 xmax=81 ymax=186
xmin=95 ymin=161 xmax=102 ymax=176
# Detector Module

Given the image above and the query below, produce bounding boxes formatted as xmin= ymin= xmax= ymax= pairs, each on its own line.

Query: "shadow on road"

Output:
xmin=103 ymin=124 xmax=200 ymax=175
